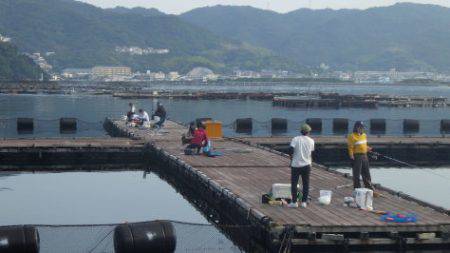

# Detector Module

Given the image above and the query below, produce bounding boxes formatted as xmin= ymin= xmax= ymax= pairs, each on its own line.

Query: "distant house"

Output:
xmin=168 ymin=72 xmax=180 ymax=81
xmin=62 ymin=68 xmax=92 ymax=79
xmin=92 ymin=66 xmax=132 ymax=77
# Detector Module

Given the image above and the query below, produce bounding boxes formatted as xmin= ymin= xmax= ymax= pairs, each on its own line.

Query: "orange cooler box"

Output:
xmin=205 ymin=121 xmax=223 ymax=139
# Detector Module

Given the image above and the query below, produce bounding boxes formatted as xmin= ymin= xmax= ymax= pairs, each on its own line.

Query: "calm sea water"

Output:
xmin=0 ymin=171 xmax=206 ymax=225
xmin=0 ymin=171 xmax=242 ymax=253
xmin=1 ymin=83 xmax=449 ymax=137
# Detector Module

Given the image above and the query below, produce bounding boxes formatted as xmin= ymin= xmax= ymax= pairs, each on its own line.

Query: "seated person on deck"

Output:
xmin=127 ymin=103 xmax=136 ymax=121
xmin=137 ymin=109 xmax=150 ymax=125
xmin=152 ymin=102 xmax=166 ymax=128
xmin=182 ymin=121 xmax=197 ymax=144
xmin=186 ymin=122 xmax=208 ymax=154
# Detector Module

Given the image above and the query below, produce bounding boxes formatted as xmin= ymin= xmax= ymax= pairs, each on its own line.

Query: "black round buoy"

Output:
xmin=0 ymin=225 xmax=39 ymax=253
xmin=235 ymin=118 xmax=253 ymax=133
xmin=306 ymin=118 xmax=322 ymax=133
xmin=16 ymin=118 xmax=34 ymax=134
xmin=60 ymin=118 xmax=77 ymax=133
xmin=370 ymin=118 xmax=386 ymax=134
xmin=333 ymin=118 xmax=348 ymax=134
xmin=403 ymin=119 xmax=419 ymax=133
xmin=271 ymin=118 xmax=287 ymax=133
xmin=114 ymin=221 xmax=176 ymax=253
xmin=441 ymin=119 xmax=450 ymax=133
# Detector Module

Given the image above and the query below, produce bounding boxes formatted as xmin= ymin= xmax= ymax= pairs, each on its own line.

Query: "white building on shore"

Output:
xmin=91 ymin=66 xmax=132 ymax=78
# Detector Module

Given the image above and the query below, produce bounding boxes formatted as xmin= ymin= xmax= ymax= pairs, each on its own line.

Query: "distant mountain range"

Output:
xmin=0 ymin=42 xmax=43 ymax=81
xmin=0 ymin=0 xmax=295 ymax=73
xmin=181 ymin=3 xmax=450 ymax=72
xmin=1 ymin=0 xmax=450 ymax=74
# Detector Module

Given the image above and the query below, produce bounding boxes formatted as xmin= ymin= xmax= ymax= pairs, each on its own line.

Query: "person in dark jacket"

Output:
xmin=152 ymin=102 xmax=166 ymax=128
xmin=182 ymin=121 xmax=196 ymax=144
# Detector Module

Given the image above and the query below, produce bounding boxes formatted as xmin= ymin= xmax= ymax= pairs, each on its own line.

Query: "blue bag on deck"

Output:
xmin=202 ymin=140 xmax=223 ymax=157
xmin=207 ymin=151 xmax=223 ymax=157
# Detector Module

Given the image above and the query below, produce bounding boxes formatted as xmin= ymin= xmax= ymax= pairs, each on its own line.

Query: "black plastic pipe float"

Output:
xmin=306 ymin=118 xmax=322 ymax=133
xmin=441 ymin=119 xmax=450 ymax=133
xmin=332 ymin=118 xmax=349 ymax=134
xmin=271 ymin=118 xmax=287 ymax=133
xmin=114 ymin=220 xmax=176 ymax=253
xmin=0 ymin=225 xmax=39 ymax=253
xmin=403 ymin=119 xmax=420 ymax=134
xmin=17 ymin=118 xmax=34 ymax=134
xmin=60 ymin=118 xmax=77 ymax=133
xmin=370 ymin=118 xmax=386 ymax=134
xmin=235 ymin=118 xmax=253 ymax=134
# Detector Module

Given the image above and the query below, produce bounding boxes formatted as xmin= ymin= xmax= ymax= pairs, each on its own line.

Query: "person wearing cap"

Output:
xmin=348 ymin=121 xmax=375 ymax=191
xmin=152 ymin=102 xmax=167 ymax=128
xmin=287 ymin=123 xmax=315 ymax=208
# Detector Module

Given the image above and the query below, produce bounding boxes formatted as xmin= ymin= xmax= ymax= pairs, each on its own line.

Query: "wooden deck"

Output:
xmin=235 ymin=136 xmax=450 ymax=166
xmin=104 ymin=119 xmax=450 ymax=252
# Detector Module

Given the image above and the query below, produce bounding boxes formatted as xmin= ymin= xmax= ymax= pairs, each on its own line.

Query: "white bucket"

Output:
xmin=318 ymin=190 xmax=332 ymax=205
xmin=353 ymin=188 xmax=373 ymax=211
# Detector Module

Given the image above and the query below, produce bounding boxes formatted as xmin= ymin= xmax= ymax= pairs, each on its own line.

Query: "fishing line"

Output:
xmin=370 ymin=151 xmax=450 ymax=181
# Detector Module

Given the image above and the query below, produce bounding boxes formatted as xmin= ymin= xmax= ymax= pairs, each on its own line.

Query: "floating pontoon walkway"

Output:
xmin=0 ymin=138 xmax=146 ymax=170
xmin=235 ymin=136 xmax=450 ymax=166
xmin=104 ymin=118 xmax=450 ymax=252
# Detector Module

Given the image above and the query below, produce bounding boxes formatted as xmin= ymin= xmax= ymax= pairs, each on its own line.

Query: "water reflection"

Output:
xmin=0 ymin=170 xmax=207 ymax=225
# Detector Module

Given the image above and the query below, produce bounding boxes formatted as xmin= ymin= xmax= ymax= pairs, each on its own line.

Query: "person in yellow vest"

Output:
xmin=347 ymin=121 xmax=375 ymax=191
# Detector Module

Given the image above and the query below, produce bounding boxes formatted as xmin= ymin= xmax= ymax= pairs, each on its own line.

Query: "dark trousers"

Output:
xmin=352 ymin=154 xmax=374 ymax=190
xmin=291 ymin=165 xmax=311 ymax=203
xmin=187 ymin=143 xmax=202 ymax=154
xmin=156 ymin=116 xmax=166 ymax=127
xmin=126 ymin=111 xmax=133 ymax=121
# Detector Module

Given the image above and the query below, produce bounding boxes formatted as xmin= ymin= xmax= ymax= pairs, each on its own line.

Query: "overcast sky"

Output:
xmin=78 ymin=0 xmax=450 ymax=14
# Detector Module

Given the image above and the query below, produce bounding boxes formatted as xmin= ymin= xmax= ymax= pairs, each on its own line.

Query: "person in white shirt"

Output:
xmin=137 ymin=109 xmax=149 ymax=125
xmin=287 ymin=123 xmax=315 ymax=208
xmin=129 ymin=103 xmax=136 ymax=113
